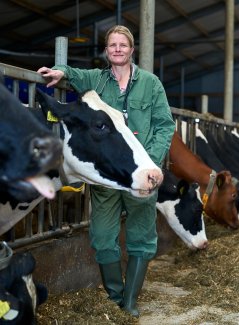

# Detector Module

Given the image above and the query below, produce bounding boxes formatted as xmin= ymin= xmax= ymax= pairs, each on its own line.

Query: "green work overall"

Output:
xmin=89 ymin=185 xmax=158 ymax=264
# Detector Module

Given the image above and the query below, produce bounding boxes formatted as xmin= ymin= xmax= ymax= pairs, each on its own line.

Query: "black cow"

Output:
xmin=204 ymin=130 xmax=239 ymax=180
xmin=195 ymin=128 xmax=226 ymax=173
xmin=0 ymin=75 xmax=62 ymax=203
xmin=0 ymin=242 xmax=47 ymax=324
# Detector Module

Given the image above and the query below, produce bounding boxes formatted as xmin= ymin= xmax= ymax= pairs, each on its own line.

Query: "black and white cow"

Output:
xmin=0 ymin=76 xmax=62 ymax=203
xmin=35 ymin=88 xmax=163 ymax=195
xmin=0 ymin=242 xmax=47 ymax=324
xmin=202 ymin=129 xmax=239 ymax=180
xmin=38 ymin=90 xmax=209 ymax=249
xmin=0 ymin=88 xmax=163 ymax=235
xmin=157 ymin=169 xmax=208 ymax=250
xmin=195 ymin=127 xmax=226 ymax=173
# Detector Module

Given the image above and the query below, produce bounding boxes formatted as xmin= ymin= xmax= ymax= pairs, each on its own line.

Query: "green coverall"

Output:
xmin=52 ymin=63 xmax=175 ymax=263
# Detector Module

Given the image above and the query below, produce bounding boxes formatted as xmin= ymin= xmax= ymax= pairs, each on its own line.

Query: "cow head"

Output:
xmin=205 ymin=171 xmax=239 ymax=229
xmin=0 ymin=79 xmax=62 ymax=202
xmin=156 ymin=170 xmax=208 ymax=250
xmin=35 ymin=88 xmax=163 ymax=198
xmin=0 ymin=243 xmax=47 ymax=324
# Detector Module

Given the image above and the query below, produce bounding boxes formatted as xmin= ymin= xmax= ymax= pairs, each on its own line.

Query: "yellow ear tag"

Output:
xmin=47 ymin=111 xmax=59 ymax=122
xmin=202 ymin=193 xmax=209 ymax=209
xmin=179 ymin=186 xmax=185 ymax=196
xmin=61 ymin=184 xmax=85 ymax=192
xmin=0 ymin=300 xmax=10 ymax=318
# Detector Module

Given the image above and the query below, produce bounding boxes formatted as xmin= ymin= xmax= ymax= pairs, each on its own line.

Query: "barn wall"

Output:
xmin=16 ymin=230 xmax=102 ymax=295
xmin=12 ymin=216 xmax=178 ymax=295
xmin=166 ymin=64 xmax=239 ymax=121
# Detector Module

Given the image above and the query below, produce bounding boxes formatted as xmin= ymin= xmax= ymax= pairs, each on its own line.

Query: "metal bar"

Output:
xmin=139 ymin=0 xmax=155 ymax=72
xmin=28 ymin=82 xmax=36 ymax=107
xmin=117 ymin=0 xmax=122 ymax=25
xmin=180 ymin=66 xmax=185 ymax=108
xmin=224 ymin=0 xmax=234 ymax=121
xmin=8 ymin=221 xmax=90 ymax=249
xmin=0 ymin=63 xmax=69 ymax=89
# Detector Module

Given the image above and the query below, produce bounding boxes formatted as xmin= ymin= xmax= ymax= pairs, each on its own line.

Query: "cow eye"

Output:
xmin=232 ymin=193 xmax=237 ymax=200
xmin=96 ymin=123 xmax=106 ymax=130
xmin=95 ymin=121 xmax=109 ymax=131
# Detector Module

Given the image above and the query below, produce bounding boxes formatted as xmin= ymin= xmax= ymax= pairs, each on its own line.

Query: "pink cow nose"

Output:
xmin=148 ymin=174 xmax=162 ymax=189
xmin=199 ymin=240 xmax=208 ymax=250
xmin=149 ymin=170 xmax=164 ymax=189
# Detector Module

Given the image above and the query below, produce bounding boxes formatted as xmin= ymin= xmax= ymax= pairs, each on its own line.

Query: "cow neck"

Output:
xmin=50 ymin=122 xmax=84 ymax=192
xmin=169 ymin=132 xmax=216 ymax=190
xmin=169 ymin=132 xmax=218 ymax=210
xmin=202 ymin=170 xmax=217 ymax=209
xmin=51 ymin=123 xmax=69 ymax=186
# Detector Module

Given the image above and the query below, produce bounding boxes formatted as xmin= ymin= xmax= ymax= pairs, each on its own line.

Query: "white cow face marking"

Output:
xmin=157 ymin=172 xmax=208 ymax=250
xmin=22 ymin=274 xmax=37 ymax=314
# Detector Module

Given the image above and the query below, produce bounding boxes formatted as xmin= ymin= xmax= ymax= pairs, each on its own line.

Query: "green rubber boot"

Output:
xmin=123 ymin=256 xmax=149 ymax=318
xmin=99 ymin=261 xmax=124 ymax=307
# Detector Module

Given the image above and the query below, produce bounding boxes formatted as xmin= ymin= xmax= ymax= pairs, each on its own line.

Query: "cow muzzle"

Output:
xmin=131 ymin=168 xmax=164 ymax=197
xmin=30 ymin=136 xmax=63 ymax=172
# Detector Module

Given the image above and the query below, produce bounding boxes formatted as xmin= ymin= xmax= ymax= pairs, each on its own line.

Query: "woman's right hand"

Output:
xmin=37 ymin=67 xmax=64 ymax=88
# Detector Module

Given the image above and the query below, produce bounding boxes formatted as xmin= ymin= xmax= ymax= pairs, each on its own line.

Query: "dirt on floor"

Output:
xmin=37 ymin=216 xmax=239 ymax=325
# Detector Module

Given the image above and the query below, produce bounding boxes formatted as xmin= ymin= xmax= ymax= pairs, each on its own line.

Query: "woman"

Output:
xmin=37 ymin=25 xmax=175 ymax=318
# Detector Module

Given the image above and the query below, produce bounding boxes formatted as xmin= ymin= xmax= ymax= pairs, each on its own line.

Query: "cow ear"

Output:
xmin=216 ymin=173 xmax=225 ymax=188
xmin=36 ymin=88 xmax=63 ymax=118
xmin=11 ymin=252 xmax=36 ymax=276
xmin=177 ymin=180 xmax=189 ymax=196
xmin=191 ymin=182 xmax=199 ymax=190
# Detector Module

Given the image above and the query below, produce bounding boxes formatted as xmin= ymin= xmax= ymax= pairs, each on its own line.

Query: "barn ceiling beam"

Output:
xmin=1 ymin=0 xmax=77 ymax=47
xmin=157 ymin=25 xmax=239 ymax=73
xmin=9 ymin=0 xmax=73 ymax=26
xmin=164 ymin=0 xmax=224 ymax=52
xmin=27 ymin=0 xmax=140 ymax=47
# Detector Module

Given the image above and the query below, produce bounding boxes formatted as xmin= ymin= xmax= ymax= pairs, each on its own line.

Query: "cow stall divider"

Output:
xmin=1 ymin=61 xmax=239 ymax=294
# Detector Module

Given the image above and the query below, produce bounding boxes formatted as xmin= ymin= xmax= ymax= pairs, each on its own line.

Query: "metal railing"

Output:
xmin=1 ymin=62 xmax=239 ymax=248
xmin=0 ymin=63 xmax=91 ymax=248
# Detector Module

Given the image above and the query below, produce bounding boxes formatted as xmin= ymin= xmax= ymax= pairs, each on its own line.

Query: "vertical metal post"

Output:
xmin=139 ymin=0 xmax=155 ymax=72
xmin=160 ymin=56 xmax=164 ymax=82
xmin=28 ymin=83 xmax=36 ymax=107
xmin=94 ymin=22 xmax=98 ymax=57
xmin=55 ymin=36 xmax=68 ymax=66
xmin=55 ymin=36 xmax=68 ymax=101
xmin=201 ymin=95 xmax=208 ymax=114
xmin=224 ymin=0 xmax=234 ymax=121
xmin=180 ymin=66 xmax=185 ymax=108
xmin=76 ymin=0 xmax=80 ymax=37
xmin=116 ymin=0 xmax=122 ymax=25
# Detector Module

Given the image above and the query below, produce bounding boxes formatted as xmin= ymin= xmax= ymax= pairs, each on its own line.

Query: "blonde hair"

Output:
xmin=105 ymin=25 xmax=134 ymax=48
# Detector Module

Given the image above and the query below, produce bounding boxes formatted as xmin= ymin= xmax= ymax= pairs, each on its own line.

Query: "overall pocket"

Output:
xmin=128 ymin=100 xmax=152 ymax=133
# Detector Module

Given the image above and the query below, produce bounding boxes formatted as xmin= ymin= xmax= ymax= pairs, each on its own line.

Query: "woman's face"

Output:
xmin=105 ymin=32 xmax=134 ymax=66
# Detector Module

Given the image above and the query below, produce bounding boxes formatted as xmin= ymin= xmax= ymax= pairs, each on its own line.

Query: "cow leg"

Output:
xmin=99 ymin=262 xmax=124 ymax=307
xmin=123 ymin=256 xmax=149 ymax=318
